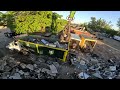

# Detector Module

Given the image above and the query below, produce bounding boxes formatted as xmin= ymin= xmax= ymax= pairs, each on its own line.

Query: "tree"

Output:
xmin=88 ymin=17 xmax=113 ymax=32
xmin=88 ymin=17 xmax=97 ymax=30
xmin=6 ymin=11 xmax=53 ymax=34
xmin=5 ymin=11 xmax=67 ymax=34
xmin=117 ymin=18 xmax=120 ymax=34
xmin=117 ymin=18 xmax=120 ymax=29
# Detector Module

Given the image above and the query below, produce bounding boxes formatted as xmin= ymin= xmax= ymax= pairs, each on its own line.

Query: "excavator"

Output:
xmin=59 ymin=11 xmax=97 ymax=53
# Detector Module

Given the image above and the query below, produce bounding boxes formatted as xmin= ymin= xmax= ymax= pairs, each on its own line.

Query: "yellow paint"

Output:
xmin=79 ymin=36 xmax=97 ymax=49
xmin=18 ymin=39 xmax=68 ymax=62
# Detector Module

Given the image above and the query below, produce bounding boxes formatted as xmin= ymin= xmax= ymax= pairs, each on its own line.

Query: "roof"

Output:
xmin=71 ymin=33 xmax=81 ymax=41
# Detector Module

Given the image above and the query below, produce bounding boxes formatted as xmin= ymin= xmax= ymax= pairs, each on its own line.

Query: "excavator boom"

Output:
xmin=60 ymin=11 xmax=76 ymax=43
xmin=69 ymin=11 xmax=76 ymax=19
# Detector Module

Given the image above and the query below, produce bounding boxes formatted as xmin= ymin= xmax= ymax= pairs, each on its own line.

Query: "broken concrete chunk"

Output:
xmin=24 ymin=72 xmax=29 ymax=76
xmin=109 ymin=66 xmax=116 ymax=71
xmin=90 ymin=58 xmax=98 ymax=64
xmin=26 ymin=64 xmax=34 ymax=70
xmin=41 ymin=68 xmax=56 ymax=76
xmin=2 ymin=72 xmax=10 ymax=78
xmin=4 ymin=65 xmax=12 ymax=72
xmin=103 ymin=71 xmax=113 ymax=77
xmin=92 ymin=73 xmax=103 ymax=79
xmin=0 ymin=60 xmax=7 ymax=71
xmin=18 ymin=70 xmax=24 ymax=75
xmin=78 ymin=72 xmax=90 ymax=79
xmin=80 ymin=60 xmax=86 ymax=65
xmin=9 ymin=73 xmax=22 ymax=79
xmin=53 ymin=62 xmax=59 ymax=68
xmin=34 ymin=68 xmax=41 ymax=73
xmin=49 ymin=64 xmax=58 ymax=74
xmin=33 ymin=64 xmax=37 ymax=68
xmin=29 ymin=54 xmax=36 ymax=61
xmin=108 ymin=77 xmax=112 ymax=79
xmin=20 ymin=63 xmax=26 ymax=69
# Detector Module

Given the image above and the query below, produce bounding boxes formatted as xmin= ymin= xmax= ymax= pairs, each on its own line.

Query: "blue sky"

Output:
xmin=53 ymin=11 xmax=120 ymax=31
xmin=1 ymin=11 xmax=120 ymax=30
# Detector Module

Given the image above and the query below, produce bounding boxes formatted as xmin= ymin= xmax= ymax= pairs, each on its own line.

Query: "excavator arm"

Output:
xmin=60 ymin=11 xmax=76 ymax=43
xmin=69 ymin=11 xmax=76 ymax=19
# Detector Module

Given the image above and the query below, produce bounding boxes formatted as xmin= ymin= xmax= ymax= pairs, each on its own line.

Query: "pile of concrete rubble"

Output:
xmin=0 ymin=52 xmax=120 ymax=79
xmin=70 ymin=53 xmax=120 ymax=79
xmin=0 ymin=54 xmax=60 ymax=79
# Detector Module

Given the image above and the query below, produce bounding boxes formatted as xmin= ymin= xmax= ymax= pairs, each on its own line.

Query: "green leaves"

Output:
xmin=5 ymin=11 xmax=67 ymax=34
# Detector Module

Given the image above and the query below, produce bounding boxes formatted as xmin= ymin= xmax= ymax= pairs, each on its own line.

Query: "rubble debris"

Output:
xmin=41 ymin=39 xmax=49 ymax=45
xmin=33 ymin=64 xmax=37 ymax=68
xmin=92 ymin=72 xmax=103 ymax=79
xmin=109 ymin=66 xmax=116 ymax=71
xmin=29 ymin=54 xmax=37 ymax=61
xmin=91 ymin=54 xmax=99 ymax=58
xmin=24 ymin=72 xmax=30 ymax=76
xmin=6 ymin=41 xmax=22 ymax=51
xmin=4 ymin=66 xmax=12 ymax=72
xmin=0 ymin=60 xmax=6 ymax=71
xmin=90 ymin=58 xmax=98 ymax=64
xmin=53 ymin=62 xmax=60 ymax=69
xmin=49 ymin=64 xmax=58 ymax=74
xmin=41 ymin=68 xmax=56 ymax=77
xmin=20 ymin=63 xmax=26 ymax=69
xmin=18 ymin=70 xmax=24 ymax=75
xmin=26 ymin=64 xmax=34 ymax=70
xmin=34 ymin=68 xmax=41 ymax=73
xmin=78 ymin=72 xmax=90 ymax=79
xmin=80 ymin=60 xmax=86 ymax=65
xmin=9 ymin=73 xmax=22 ymax=79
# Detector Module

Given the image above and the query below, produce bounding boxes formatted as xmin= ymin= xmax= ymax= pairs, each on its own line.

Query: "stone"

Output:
xmin=24 ymin=72 xmax=29 ymax=76
xmin=7 ymin=58 xmax=18 ymax=68
xmin=10 ymin=68 xmax=17 ymax=76
xmin=0 ymin=60 xmax=7 ymax=71
xmin=92 ymin=73 xmax=103 ymax=79
xmin=2 ymin=72 xmax=10 ymax=78
xmin=29 ymin=54 xmax=36 ymax=61
xmin=53 ymin=62 xmax=59 ymax=68
xmin=80 ymin=60 xmax=86 ymax=65
xmin=109 ymin=66 xmax=116 ymax=71
xmin=33 ymin=64 xmax=37 ymax=68
xmin=49 ymin=64 xmax=58 ymax=74
xmin=90 ymin=58 xmax=98 ymax=64
xmin=34 ymin=68 xmax=41 ymax=73
xmin=20 ymin=63 xmax=26 ymax=69
xmin=4 ymin=66 xmax=12 ymax=72
xmin=9 ymin=73 xmax=22 ymax=79
xmin=18 ymin=70 xmax=24 ymax=75
xmin=26 ymin=64 xmax=34 ymax=70
xmin=78 ymin=72 xmax=90 ymax=79
xmin=41 ymin=68 xmax=56 ymax=76
xmin=103 ymin=71 xmax=113 ymax=77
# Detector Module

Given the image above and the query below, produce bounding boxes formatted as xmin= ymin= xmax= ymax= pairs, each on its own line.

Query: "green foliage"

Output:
xmin=51 ymin=12 xmax=67 ymax=33
xmin=5 ymin=11 xmax=67 ymax=34
xmin=6 ymin=11 xmax=53 ymax=34
xmin=88 ymin=17 xmax=113 ymax=32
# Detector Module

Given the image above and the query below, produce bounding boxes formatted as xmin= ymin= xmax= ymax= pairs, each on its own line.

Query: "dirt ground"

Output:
xmin=0 ymin=28 xmax=13 ymax=58
xmin=93 ymin=38 xmax=120 ymax=61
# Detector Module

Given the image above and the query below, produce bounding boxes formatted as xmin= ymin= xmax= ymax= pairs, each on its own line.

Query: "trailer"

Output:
xmin=16 ymin=34 xmax=69 ymax=62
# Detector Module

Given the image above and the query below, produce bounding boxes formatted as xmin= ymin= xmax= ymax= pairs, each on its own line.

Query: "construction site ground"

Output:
xmin=0 ymin=28 xmax=120 ymax=79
